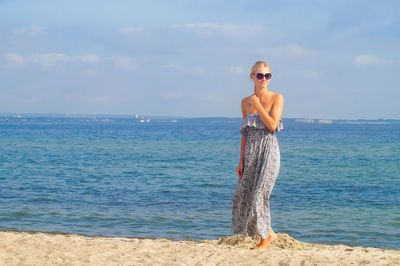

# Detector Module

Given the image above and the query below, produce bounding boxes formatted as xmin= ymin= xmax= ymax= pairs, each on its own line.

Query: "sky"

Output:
xmin=0 ymin=0 xmax=399 ymax=119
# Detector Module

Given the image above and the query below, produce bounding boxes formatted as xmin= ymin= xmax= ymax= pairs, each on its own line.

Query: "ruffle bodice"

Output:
xmin=239 ymin=113 xmax=283 ymax=136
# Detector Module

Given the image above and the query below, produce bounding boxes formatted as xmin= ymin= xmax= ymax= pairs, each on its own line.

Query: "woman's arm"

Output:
xmin=250 ymin=93 xmax=284 ymax=131
xmin=237 ymin=134 xmax=246 ymax=177
xmin=237 ymin=99 xmax=247 ymax=178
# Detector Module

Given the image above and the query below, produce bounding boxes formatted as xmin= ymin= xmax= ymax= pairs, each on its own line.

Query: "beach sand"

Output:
xmin=0 ymin=231 xmax=398 ymax=265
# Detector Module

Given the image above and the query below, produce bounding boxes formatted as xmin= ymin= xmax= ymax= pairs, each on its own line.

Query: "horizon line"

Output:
xmin=0 ymin=112 xmax=399 ymax=121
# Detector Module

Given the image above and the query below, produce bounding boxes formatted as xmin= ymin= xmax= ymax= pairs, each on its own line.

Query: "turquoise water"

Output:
xmin=0 ymin=115 xmax=399 ymax=249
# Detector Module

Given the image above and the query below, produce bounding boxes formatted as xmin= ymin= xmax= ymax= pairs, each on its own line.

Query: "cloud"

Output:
xmin=162 ymin=64 xmax=205 ymax=74
xmin=173 ymin=22 xmax=232 ymax=30
xmin=75 ymin=54 xmax=100 ymax=63
xmin=219 ymin=66 xmax=246 ymax=75
xmin=111 ymin=56 xmax=138 ymax=71
xmin=288 ymin=45 xmax=314 ymax=57
xmin=3 ymin=52 xmax=139 ymax=70
xmin=171 ymin=22 xmax=257 ymax=34
xmin=13 ymin=26 xmax=45 ymax=36
xmin=283 ymin=45 xmax=316 ymax=57
xmin=29 ymin=53 xmax=71 ymax=67
xmin=4 ymin=53 xmax=101 ymax=67
xmin=354 ymin=55 xmax=387 ymax=66
xmin=5 ymin=53 xmax=24 ymax=65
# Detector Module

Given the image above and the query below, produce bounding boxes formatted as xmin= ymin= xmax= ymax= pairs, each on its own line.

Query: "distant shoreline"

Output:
xmin=1 ymin=113 xmax=399 ymax=123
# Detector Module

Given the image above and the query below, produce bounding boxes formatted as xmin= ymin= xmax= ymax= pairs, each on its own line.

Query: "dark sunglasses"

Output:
xmin=255 ymin=73 xmax=272 ymax=80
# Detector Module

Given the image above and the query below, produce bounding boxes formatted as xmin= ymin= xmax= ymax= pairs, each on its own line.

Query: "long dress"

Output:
xmin=231 ymin=112 xmax=283 ymax=239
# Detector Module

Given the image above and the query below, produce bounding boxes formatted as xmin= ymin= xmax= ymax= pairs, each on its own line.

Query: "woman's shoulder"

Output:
xmin=241 ymin=94 xmax=252 ymax=102
xmin=269 ymin=90 xmax=284 ymax=103
xmin=240 ymin=95 xmax=251 ymax=107
xmin=240 ymin=95 xmax=253 ymax=118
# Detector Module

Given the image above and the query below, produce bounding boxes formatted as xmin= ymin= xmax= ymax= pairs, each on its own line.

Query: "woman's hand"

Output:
xmin=237 ymin=162 xmax=244 ymax=178
xmin=247 ymin=94 xmax=262 ymax=110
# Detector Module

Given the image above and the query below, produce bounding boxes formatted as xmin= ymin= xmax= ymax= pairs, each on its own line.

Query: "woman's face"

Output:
xmin=251 ymin=65 xmax=271 ymax=90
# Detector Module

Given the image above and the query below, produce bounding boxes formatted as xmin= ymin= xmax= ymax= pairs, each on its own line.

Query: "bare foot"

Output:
xmin=268 ymin=230 xmax=278 ymax=243
xmin=254 ymin=242 xmax=268 ymax=250
xmin=253 ymin=231 xmax=278 ymax=251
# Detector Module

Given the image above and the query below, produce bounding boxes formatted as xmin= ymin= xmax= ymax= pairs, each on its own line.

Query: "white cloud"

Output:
xmin=174 ymin=22 xmax=232 ymax=30
xmin=171 ymin=22 xmax=257 ymax=34
xmin=13 ymin=26 xmax=45 ymax=36
xmin=28 ymin=53 xmax=71 ymax=67
xmin=4 ymin=53 xmax=102 ymax=67
xmin=285 ymin=45 xmax=316 ymax=57
xmin=5 ymin=53 xmax=24 ymax=65
xmin=354 ymin=55 xmax=387 ymax=66
xmin=219 ymin=66 xmax=246 ymax=75
xmin=162 ymin=64 xmax=205 ymax=74
xmin=4 ymin=52 xmax=138 ymax=70
xmin=111 ymin=56 xmax=138 ymax=71
xmin=75 ymin=54 xmax=100 ymax=63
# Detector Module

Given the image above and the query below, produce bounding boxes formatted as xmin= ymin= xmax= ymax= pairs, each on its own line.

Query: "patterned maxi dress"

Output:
xmin=232 ymin=113 xmax=283 ymax=239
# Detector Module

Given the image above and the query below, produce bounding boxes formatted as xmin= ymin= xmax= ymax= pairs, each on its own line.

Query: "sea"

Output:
xmin=0 ymin=114 xmax=399 ymax=249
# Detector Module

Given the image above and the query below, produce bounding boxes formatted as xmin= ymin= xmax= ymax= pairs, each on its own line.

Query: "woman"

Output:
xmin=232 ymin=61 xmax=284 ymax=250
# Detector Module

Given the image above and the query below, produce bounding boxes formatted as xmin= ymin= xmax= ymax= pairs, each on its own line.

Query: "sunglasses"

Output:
xmin=255 ymin=73 xmax=272 ymax=80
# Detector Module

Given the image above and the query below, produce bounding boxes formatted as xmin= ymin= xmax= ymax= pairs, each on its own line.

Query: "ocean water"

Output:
xmin=0 ymin=115 xmax=399 ymax=249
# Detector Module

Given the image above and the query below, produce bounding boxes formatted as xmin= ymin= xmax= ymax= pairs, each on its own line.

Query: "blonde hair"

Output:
xmin=250 ymin=61 xmax=271 ymax=75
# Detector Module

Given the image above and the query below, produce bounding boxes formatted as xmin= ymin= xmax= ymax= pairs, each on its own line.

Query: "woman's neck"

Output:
xmin=254 ymin=87 xmax=268 ymax=97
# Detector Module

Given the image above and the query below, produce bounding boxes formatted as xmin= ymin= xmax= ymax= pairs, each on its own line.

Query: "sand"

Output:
xmin=0 ymin=231 xmax=399 ymax=265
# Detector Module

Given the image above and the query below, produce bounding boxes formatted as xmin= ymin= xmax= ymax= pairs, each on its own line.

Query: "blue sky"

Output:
xmin=1 ymin=0 xmax=399 ymax=119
